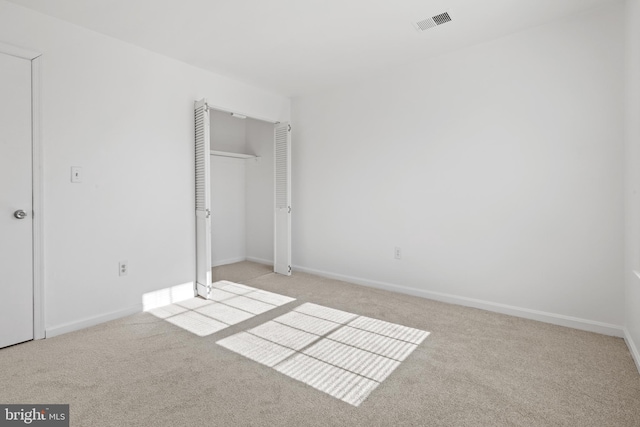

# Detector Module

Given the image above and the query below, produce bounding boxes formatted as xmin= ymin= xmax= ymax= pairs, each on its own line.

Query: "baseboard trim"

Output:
xmin=293 ymin=265 xmax=624 ymax=338
xmin=212 ymin=257 xmax=247 ymax=267
xmin=46 ymin=304 xmax=142 ymax=338
xmin=624 ymin=328 xmax=640 ymax=374
xmin=245 ymin=256 xmax=273 ymax=266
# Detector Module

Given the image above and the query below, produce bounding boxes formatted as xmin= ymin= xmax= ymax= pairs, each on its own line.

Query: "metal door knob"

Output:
xmin=13 ymin=210 xmax=27 ymax=219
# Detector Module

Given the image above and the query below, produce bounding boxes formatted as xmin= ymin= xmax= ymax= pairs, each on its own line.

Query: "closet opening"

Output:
xmin=209 ymin=108 xmax=275 ymax=269
xmin=195 ymin=99 xmax=291 ymax=299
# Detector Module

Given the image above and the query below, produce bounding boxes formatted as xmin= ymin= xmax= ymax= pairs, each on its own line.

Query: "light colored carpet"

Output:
xmin=146 ymin=280 xmax=296 ymax=337
xmin=1 ymin=261 xmax=639 ymax=426
xmin=217 ymin=301 xmax=429 ymax=406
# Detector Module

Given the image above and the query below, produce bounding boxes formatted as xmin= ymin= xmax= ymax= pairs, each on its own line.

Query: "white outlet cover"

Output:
xmin=119 ymin=261 xmax=128 ymax=276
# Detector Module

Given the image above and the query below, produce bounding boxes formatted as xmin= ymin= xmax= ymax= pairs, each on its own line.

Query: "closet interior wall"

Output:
xmin=209 ymin=109 xmax=274 ymax=267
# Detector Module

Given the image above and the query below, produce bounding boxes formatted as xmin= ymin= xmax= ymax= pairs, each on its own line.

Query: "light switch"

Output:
xmin=71 ymin=166 xmax=82 ymax=183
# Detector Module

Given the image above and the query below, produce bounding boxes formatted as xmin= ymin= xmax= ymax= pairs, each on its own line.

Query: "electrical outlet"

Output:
xmin=394 ymin=247 xmax=402 ymax=260
xmin=119 ymin=261 xmax=128 ymax=276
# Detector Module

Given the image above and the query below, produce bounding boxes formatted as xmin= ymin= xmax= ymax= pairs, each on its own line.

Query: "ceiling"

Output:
xmin=6 ymin=0 xmax=621 ymax=97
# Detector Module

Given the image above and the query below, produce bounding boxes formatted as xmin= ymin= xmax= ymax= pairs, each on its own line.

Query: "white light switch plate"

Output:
xmin=71 ymin=166 xmax=82 ymax=183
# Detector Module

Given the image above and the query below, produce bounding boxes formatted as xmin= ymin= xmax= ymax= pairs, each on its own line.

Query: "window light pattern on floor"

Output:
xmin=146 ymin=281 xmax=295 ymax=336
xmin=216 ymin=303 xmax=429 ymax=406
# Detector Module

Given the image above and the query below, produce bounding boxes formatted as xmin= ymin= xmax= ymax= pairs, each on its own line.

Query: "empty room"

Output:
xmin=1 ymin=0 xmax=640 ymax=426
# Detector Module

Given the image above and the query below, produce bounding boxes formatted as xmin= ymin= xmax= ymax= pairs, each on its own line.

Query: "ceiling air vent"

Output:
xmin=413 ymin=11 xmax=452 ymax=32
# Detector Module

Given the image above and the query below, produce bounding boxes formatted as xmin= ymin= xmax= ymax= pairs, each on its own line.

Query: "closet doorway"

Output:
xmin=194 ymin=100 xmax=291 ymax=299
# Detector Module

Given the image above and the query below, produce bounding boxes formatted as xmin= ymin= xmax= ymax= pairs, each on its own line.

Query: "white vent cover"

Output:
xmin=413 ymin=11 xmax=453 ymax=32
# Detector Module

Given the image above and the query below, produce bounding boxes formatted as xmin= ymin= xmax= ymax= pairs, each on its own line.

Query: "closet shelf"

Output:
xmin=210 ymin=150 xmax=258 ymax=159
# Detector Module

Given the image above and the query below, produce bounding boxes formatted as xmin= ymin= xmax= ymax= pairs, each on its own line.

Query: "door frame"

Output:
xmin=0 ymin=42 xmax=44 ymax=340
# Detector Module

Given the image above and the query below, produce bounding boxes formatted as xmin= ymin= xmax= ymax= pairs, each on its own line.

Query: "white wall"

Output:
xmin=209 ymin=112 xmax=274 ymax=268
xmin=210 ymin=109 xmax=247 ymax=154
xmin=246 ymin=119 xmax=275 ymax=264
xmin=624 ymin=0 xmax=640 ymax=369
xmin=0 ymin=0 xmax=290 ymax=335
xmin=210 ymin=110 xmax=250 ymax=267
xmin=211 ymin=156 xmax=246 ymax=266
xmin=292 ymin=4 xmax=625 ymax=333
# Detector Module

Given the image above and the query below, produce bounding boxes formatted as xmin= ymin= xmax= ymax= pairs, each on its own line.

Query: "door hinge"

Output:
xmin=288 ymin=265 xmax=292 ymax=274
xmin=287 ymin=206 xmax=291 ymax=214
xmin=206 ymin=209 xmax=211 ymax=218
xmin=288 ymin=124 xmax=291 ymax=132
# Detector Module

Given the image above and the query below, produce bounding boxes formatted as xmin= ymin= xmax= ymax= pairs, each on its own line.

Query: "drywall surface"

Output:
xmin=292 ymin=4 xmax=625 ymax=328
xmin=209 ymin=115 xmax=273 ymax=268
xmin=211 ymin=156 xmax=246 ymax=266
xmin=625 ymin=0 xmax=640 ymax=369
xmin=245 ymin=118 xmax=275 ymax=264
xmin=0 ymin=0 xmax=290 ymax=333
xmin=210 ymin=109 xmax=247 ymax=154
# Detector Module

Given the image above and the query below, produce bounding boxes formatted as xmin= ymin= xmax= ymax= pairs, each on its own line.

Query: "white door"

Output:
xmin=0 ymin=51 xmax=34 ymax=348
xmin=274 ymin=122 xmax=291 ymax=275
xmin=195 ymin=99 xmax=212 ymax=297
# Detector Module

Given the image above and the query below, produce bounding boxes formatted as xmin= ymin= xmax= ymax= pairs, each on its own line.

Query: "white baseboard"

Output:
xmin=293 ymin=265 xmax=624 ymax=338
xmin=212 ymin=256 xmax=247 ymax=267
xmin=624 ymin=328 xmax=640 ymax=374
xmin=245 ymin=256 xmax=273 ymax=266
xmin=46 ymin=304 xmax=142 ymax=338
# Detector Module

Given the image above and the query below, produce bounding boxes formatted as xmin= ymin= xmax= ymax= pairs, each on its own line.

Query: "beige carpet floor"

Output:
xmin=1 ymin=261 xmax=639 ymax=426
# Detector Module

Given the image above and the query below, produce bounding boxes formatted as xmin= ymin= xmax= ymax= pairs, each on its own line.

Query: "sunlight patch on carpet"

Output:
xmin=249 ymin=321 xmax=320 ymax=350
xmin=217 ymin=332 xmax=296 ymax=367
xmin=276 ymin=353 xmax=379 ymax=406
xmin=213 ymin=280 xmax=296 ymax=306
xmin=165 ymin=311 xmax=228 ymax=337
xmin=196 ymin=302 xmax=255 ymax=325
xmin=145 ymin=281 xmax=295 ymax=336
xmin=147 ymin=303 xmax=189 ymax=320
xmin=216 ymin=302 xmax=430 ymax=406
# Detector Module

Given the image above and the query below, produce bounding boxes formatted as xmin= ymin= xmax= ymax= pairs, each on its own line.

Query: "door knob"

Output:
xmin=13 ymin=210 xmax=27 ymax=219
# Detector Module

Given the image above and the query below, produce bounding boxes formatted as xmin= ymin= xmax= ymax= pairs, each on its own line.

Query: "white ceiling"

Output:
xmin=7 ymin=0 xmax=621 ymax=97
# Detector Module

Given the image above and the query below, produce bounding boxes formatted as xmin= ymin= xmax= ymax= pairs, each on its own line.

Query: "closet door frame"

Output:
xmin=194 ymin=101 xmax=291 ymax=288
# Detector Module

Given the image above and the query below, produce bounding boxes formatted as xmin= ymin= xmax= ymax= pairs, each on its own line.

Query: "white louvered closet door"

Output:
xmin=274 ymin=122 xmax=292 ymax=275
xmin=195 ymin=99 xmax=212 ymax=296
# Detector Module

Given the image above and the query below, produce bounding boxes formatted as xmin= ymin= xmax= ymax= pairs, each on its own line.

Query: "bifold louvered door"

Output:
xmin=274 ymin=122 xmax=292 ymax=275
xmin=195 ymin=99 xmax=212 ymax=296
